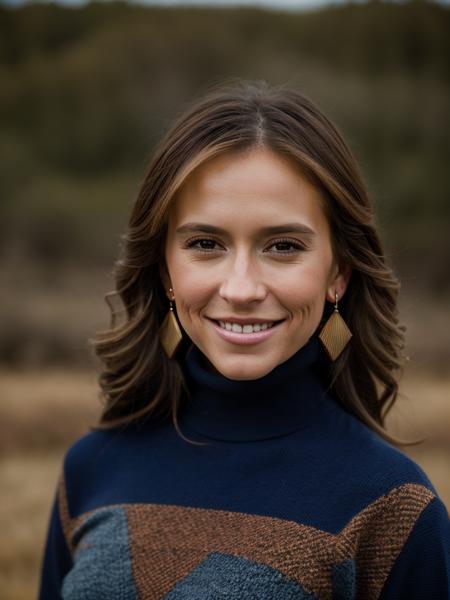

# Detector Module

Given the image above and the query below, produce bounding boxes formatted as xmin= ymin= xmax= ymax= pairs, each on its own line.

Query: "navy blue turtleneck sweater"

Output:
xmin=39 ymin=337 xmax=450 ymax=599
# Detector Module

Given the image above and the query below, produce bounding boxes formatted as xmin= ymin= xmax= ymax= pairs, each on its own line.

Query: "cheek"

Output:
xmin=178 ymin=293 xmax=209 ymax=322
xmin=282 ymin=263 xmax=330 ymax=309
xmin=172 ymin=272 xmax=213 ymax=323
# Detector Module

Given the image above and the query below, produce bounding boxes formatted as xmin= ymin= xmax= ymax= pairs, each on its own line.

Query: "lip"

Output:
xmin=208 ymin=317 xmax=284 ymax=325
xmin=208 ymin=318 xmax=286 ymax=346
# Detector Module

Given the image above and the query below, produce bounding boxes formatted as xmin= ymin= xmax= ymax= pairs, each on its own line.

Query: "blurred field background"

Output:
xmin=0 ymin=0 xmax=449 ymax=598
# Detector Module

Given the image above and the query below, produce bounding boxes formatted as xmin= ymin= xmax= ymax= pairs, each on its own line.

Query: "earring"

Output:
xmin=318 ymin=292 xmax=352 ymax=361
xmin=159 ymin=288 xmax=183 ymax=359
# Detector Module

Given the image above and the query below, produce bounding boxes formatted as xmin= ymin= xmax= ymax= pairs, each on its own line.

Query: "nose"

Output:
xmin=218 ymin=251 xmax=267 ymax=305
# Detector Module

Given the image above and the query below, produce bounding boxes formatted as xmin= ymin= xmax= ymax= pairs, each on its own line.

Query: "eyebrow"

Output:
xmin=175 ymin=222 xmax=316 ymax=236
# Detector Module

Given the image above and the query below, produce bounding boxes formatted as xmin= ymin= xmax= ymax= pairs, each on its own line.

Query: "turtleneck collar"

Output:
xmin=179 ymin=336 xmax=335 ymax=443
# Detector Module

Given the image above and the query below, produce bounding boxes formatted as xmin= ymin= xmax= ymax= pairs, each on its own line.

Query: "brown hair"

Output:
xmin=90 ymin=78 xmax=416 ymax=447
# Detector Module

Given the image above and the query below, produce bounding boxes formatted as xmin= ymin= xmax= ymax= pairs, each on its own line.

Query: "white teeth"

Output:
xmin=217 ymin=321 xmax=275 ymax=333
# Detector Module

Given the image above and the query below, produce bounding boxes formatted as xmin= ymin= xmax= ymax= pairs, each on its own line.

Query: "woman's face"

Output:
xmin=162 ymin=146 xmax=350 ymax=380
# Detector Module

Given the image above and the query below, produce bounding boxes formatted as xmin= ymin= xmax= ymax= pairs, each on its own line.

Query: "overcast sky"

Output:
xmin=3 ymin=0 xmax=450 ymax=9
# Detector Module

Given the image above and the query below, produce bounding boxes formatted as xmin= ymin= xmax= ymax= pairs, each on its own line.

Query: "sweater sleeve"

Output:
xmin=379 ymin=495 xmax=450 ymax=599
xmin=38 ymin=481 xmax=73 ymax=600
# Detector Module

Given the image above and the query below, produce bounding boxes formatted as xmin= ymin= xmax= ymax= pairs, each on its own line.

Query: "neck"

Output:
xmin=179 ymin=336 xmax=334 ymax=443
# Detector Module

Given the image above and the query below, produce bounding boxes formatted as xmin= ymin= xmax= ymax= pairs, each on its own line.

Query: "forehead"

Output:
xmin=168 ymin=147 xmax=328 ymax=231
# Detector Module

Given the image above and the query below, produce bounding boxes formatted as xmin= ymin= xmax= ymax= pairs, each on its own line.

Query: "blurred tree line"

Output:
xmin=0 ymin=0 xmax=449 ymax=286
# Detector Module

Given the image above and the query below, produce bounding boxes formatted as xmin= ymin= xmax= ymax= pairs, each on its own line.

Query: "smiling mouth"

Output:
xmin=210 ymin=319 xmax=285 ymax=334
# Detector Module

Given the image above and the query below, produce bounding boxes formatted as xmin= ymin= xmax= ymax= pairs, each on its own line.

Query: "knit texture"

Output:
xmin=39 ymin=336 xmax=450 ymax=599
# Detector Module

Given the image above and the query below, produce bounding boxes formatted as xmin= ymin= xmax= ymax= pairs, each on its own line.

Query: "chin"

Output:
xmin=214 ymin=355 xmax=276 ymax=381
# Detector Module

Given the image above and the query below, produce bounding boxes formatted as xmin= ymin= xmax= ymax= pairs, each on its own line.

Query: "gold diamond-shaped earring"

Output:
xmin=159 ymin=288 xmax=183 ymax=359
xmin=318 ymin=292 xmax=352 ymax=361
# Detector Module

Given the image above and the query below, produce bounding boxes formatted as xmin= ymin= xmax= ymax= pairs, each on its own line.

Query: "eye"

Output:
xmin=185 ymin=237 xmax=223 ymax=252
xmin=265 ymin=238 xmax=306 ymax=254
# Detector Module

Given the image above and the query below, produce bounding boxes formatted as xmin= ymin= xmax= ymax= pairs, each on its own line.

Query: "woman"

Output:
xmin=39 ymin=79 xmax=450 ymax=599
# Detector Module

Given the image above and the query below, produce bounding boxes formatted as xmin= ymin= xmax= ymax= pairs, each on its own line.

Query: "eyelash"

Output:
xmin=184 ymin=237 xmax=306 ymax=255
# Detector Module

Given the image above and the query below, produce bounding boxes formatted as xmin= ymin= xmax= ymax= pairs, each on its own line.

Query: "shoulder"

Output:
xmin=334 ymin=403 xmax=436 ymax=489
xmin=60 ymin=425 xmax=137 ymax=518
xmin=59 ymin=418 xmax=172 ymax=517
xmin=62 ymin=417 xmax=166 ymax=475
xmin=63 ymin=428 xmax=119 ymax=475
xmin=321 ymin=405 xmax=442 ymax=523
xmin=358 ymin=424 xmax=435 ymax=490
xmin=325 ymin=412 xmax=450 ymax=594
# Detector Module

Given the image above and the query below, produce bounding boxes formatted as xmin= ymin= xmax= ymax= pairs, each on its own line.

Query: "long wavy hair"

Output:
xmin=90 ymin=78 xmax=415 ymax=447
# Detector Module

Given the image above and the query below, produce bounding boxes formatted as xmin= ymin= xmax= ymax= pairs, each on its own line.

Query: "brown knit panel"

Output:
xmin=57 ymin=473 xmax=75 ymax=553
xmin=57 ymin=474 xmax=121 ymax=554
xmin=57 ymin=481 xmax=435 ymax=599
xmin=126 ymin=503 xmax=334 ymax=599
xmin=334 ymin=482 xmax=435 ymax=599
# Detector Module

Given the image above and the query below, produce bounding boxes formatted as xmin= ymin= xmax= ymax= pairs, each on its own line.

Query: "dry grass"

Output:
xmin=0 ymin=370 xmax=101 ymax=600
xmin=0 ymin=368 xmax=449 ymax=600
xmin=0 ymin=453 xmax=63 ymax=600
xmin=0 ymin=370 xmax=100 ymax=454
xmin=385 ymin=371 xmax=450 ymax=506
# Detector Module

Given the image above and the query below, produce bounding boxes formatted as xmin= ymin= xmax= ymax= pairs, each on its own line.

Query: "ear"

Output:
xmin=326 ymin=261 xmax=352 ymax=303
xmin=159 ymin=261 xmax=172 ymax=299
